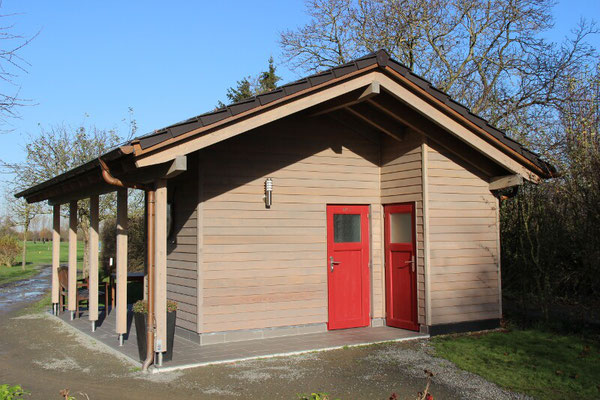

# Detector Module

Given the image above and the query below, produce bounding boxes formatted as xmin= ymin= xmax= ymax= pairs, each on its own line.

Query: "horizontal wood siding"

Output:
xmin=427 ymin=142 xmax=500 ymax=324
xmin=380 ymin=131 xmax=425 ymax=324
xmin=166 ymin=158 xmax=198 ymax=332
xmin=200 ymin=116 xmax=381 ymax=333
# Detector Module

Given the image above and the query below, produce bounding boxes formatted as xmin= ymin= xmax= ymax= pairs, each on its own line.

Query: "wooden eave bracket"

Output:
xmin=310 ymin=81 xmax=381 ymax=117
xmin=164 ymin=156 xmax=187 ymax=179
xmin=489 ymin=174 xmax=524 ymax=191
xmin=344 ymin=102 xmax=406 ymax=142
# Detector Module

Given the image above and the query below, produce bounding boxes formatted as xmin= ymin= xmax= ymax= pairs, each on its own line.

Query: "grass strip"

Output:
xmin=432 ymin=328 xmax=600 ymax=400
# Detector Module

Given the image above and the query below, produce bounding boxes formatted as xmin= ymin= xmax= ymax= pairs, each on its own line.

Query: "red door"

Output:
xmin=384 ymin=203 xmax=419 ymax=331
xmin=327 ymin=205 xmax=370 ymax=330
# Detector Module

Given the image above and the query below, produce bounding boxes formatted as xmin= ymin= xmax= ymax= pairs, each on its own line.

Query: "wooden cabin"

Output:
xmin=16 ymin=50 xmax=554 ymax=356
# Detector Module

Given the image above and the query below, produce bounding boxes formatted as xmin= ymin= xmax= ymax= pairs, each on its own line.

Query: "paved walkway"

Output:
xmin=56 ymin=308 xmax=428 ymax=372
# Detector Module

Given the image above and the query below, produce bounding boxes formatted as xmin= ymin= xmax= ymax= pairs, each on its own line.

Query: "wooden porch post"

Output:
xmin=51 ymin=204 xmax=60 ymax=315
xmin=116 ymin=189 xmax=128 ymax=345
xmin=88 ymin=195 xmax=100 ymax=331
xmin=68 ymin=201 xmax=78 ymax=320
xmin=154 ymin=179 xmax=167 ymax=361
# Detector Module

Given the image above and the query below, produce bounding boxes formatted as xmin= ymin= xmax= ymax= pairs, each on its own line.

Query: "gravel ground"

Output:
xmin=0 ymin=305 xmax=530 ymax=399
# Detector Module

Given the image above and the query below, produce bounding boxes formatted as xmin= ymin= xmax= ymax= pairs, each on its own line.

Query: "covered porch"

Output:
xmin=27 ymin=151 xmax=189 ymax=370
xmin=57 ymin=307 xmax=428 ymax=373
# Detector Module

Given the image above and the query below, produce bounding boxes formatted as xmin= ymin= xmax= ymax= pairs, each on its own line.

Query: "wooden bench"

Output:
xmin=57 ymin=266 xmax=108 ymax=317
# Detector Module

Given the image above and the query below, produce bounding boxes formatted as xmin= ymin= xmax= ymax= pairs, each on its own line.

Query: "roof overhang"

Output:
xmin=131 ymin=69 xmax=549 ymax=182
xmin=15 ymin=50 xmax=555 ymax=204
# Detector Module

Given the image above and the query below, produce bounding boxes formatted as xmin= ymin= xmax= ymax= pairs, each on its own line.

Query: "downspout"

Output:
xmin=143 ymin=190 xmax=155 ymax=372
xmin=98 ymin=158 xmax=156 ymax=372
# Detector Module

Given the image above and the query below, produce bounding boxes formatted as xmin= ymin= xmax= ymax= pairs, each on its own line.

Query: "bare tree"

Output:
xmin=280 ymin=0 xmax=598 ymax=160
xmin=283 ymin=0 xmax=600 ymax=317
xmin=3 ymin=123 xmax=128 ymax=275
xmin=0 ymin=1 xmax=38 ymax=127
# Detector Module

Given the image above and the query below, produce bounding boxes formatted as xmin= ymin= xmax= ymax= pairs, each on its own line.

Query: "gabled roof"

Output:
xmin=133 ymin=50 xmax=553 ymax=176
xmin=16 ymin=49 xmax=555 ymax=202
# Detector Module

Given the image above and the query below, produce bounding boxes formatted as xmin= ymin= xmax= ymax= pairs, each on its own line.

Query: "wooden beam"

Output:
xmin=68 ymin=201 xmax=77 ymax=315
xmin=360 ymin=81 xmax=380 ymax=99
xmin=165 ymin=156 xmax=187 ymax=179
xmin=45 ymin=160 xmax=191 ymax=206
xmin=48 ymin=181 xmax=115 ymax=206
xmin=310 ymin=81 xmax=380 ymax=116
xmin=326 ymin=110 xmax=382 ymax=145
xmin=88 ymin=194 xmax=99 ymax=324
xmin=421 ymin=142 xmax=432 ymax=326
xmin=51 ymin=204 xmax=60 ymax=307
xmin=196 ymin=160 xmax=204 ymax=334
xmin=134 ymin=72 xmax=382 ymax=167
xmin=143 ymin=193 xmax=149 ymax=302
xmin=154 ymin=179 xmax=167 ymax=353
xmin=369 ymin=94 xmax=501 ymax=177
xmin=383 ymin=66 xmax=548 ymax=179
xmin=489 ymin=174 xmax=523 ymax=190
xmin=345 ymin=102 xmax=405 ymax=142
xmin=116 ymin=189 xmax=128 ymax=338
xmin=374 ymin=74 xmax=542 ymax=182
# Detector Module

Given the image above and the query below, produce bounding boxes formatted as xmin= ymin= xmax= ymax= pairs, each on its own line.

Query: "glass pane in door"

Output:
xmin=333 ymin=214 xmax=361 ymax=243
xmin=390 ymin=213 xmax=412 ymax=243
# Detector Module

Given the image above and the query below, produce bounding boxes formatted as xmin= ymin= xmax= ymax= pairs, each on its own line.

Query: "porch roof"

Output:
xmin=16 ymin=49 xmax=555 ymax=204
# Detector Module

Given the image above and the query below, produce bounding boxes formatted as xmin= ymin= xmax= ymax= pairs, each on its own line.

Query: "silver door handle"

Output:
xmin=330 ymin=256 xmax=340 ymax=272
xmin=404 ymin=256 xmax=415 ymax=272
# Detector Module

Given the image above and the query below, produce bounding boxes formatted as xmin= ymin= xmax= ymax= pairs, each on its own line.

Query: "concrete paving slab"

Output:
xmin=56 ymin=308 xmax=428 ymax=373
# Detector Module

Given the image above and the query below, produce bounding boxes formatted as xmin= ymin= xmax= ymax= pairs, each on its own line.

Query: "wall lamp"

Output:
xmin=264 ymin=178 xmax=273 ymax=208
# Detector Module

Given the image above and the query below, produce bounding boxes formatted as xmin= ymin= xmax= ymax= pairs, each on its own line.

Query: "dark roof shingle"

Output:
xmin=17 ymin=49 xmax=555 ymax=201
xmin=133 ymin=50 xmax=552 ymax=176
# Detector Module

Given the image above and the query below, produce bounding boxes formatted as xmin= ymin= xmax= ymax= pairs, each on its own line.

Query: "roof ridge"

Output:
xmin=128 ymin=49 xmax=553 ymax=176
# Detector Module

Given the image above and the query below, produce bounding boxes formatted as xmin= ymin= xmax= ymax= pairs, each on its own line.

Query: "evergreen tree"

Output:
xmin=224 ymin=77 xmax=253 ymax=104
xmin=218 ymin=57 xmax=281 ymax=107
xmin=258 ymin=57 xmax=281 ymax=93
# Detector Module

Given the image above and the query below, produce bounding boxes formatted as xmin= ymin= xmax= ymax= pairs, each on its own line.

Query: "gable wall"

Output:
xmin=426 ymin=140 xmax=501 ymax=325
xmin=199 ymin=116 xmax=382 ymax=333
xmin=167 ymin=114 xmax=503 ymax=334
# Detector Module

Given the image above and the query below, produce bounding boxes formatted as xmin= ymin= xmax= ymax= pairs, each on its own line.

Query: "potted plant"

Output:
xmin=133 ymin=299 xmax=178 ymax=362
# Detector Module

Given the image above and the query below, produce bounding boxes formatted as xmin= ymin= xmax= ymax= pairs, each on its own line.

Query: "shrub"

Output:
xmin=100 ymin=215 xmax=145 ymax=276
xmin=0 ymin=235 xmax=21 ymax=268
xmin=133 ymin=299 xmax=177 ymax=314
xmin=0 ymin=384 xmax=29 ymax=399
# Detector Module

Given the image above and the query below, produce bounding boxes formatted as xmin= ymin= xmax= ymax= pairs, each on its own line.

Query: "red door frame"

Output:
xmin=384 ymin=203 xmax=419 ymax=331
xmin=326 ymin=205 xmax=370 ymax=330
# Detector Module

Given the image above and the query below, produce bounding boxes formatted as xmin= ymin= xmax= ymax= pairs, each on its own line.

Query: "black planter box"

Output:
xmin=134 ymin=310 xmax=177 ymax=362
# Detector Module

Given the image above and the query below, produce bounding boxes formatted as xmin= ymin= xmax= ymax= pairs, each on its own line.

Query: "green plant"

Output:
xmin=132 ymin=299 xmax=147 ymax=314
xmin=432 ymin=328 xmax=600 ymax=400
xmin=132 ymin=299 xmax=177 ymax=314
xmin=59 ymin=389 xmax=75 ymax=400
xmin=0 ymin=235 xmax=21 ymax=268
xmin=297 ymin=393 xmax=332 ymax=400
xmin=0 ymin=384 xmax=29 ymax=400
xmin=59 ymin=389 xmax=90 ymax=400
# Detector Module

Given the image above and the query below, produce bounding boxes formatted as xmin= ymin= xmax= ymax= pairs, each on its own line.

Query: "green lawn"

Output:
xmin=0 ymin=241 xmax=84 ymax=286
xmin=22 ymin=240 xmax=84 ymax=266
xmin=1 ymin=240 xmax=144 ymax=307
xmin=432 ymin=328 xmax=600 ymax=400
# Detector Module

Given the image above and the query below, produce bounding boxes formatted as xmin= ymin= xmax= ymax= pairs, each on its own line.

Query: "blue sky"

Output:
xmin=0 ymin=0 xmax=598 ymax=178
